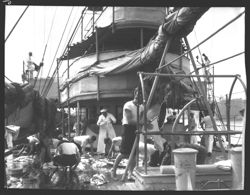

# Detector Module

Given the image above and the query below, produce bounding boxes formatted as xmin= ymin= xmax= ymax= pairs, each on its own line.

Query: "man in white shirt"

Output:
xmin=97 ymin=108 xmax=117 ymax=154
xmin=201 ymin=113 xmax=214 ymax=157
xmin=73 ymin=135 xmax=96 ymax=155
xmin=111 ymin=87 xmax=144 ymax=181
xmin=53 ymin=139 xmax=81 ymax=170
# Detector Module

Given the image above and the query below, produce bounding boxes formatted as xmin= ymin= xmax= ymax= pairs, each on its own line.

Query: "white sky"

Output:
xmin=4 ymin=6 xmax=246 ymax=100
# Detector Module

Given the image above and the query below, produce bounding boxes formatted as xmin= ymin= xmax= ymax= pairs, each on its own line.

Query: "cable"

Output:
xmin=43 ymin=7 xmax=89 ymax=98
xmin=41 ymin=7 xmax=74 ymax=97
xmin=4 ymin=75 xmax=14 ymax=83
xmin=41 ymin=8 xmax=87 ymax=99
xmin=5 ymin=6 xmax=29 ymax=42
xmin=33 ymin=7 xmax=58 ymax=88
xmin=156 ymin=10 xmax=245 ymax=72
xmin=43 ymin=8 xmax=82 ymax=98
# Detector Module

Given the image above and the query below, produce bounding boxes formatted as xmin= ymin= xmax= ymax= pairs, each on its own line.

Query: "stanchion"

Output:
xmin=230 ymin=147 xmax=242 ymax=190
xmin=173 ymin=148 xmax=198 ymax=190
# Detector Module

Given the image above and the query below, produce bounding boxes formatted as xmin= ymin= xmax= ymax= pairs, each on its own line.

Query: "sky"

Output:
xmin=4 ymin=6 xmax=246 ymax=100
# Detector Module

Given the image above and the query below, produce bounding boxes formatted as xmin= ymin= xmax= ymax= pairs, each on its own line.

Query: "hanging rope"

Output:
xmin=5 ymin=6 xmax=29 ymax=43
xmin=41 ymin=7 xmax=74 ymax=96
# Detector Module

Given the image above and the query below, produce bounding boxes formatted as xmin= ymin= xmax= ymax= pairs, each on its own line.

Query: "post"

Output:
xmin=112 ymin=6 xmax=115 ymax=33
xmin=230 ymin=147 xmax=242 ymax=190
xmin=81 ymin=10 xmax=84 ymax=42
xmin=140 ymin=28 xmax=144 ymax=48
xmin=56 ymin=59 xmax=61 ymax=103
xmin=95 ymin=26 xmax=99 ymax=62
xmin=226 ymin=94 xmax=231 ymax=144
xmin=62 ymin=108 xmax=65 ymax=136
xmin=77 ymin=101 xmax=80 ymax=136
xmin=67 ymin=45 xmax=71 ymax=139
xmin=173 ymin=148 xmax=198 ymax=190
xmin=97 ymin=76 xmax=100 ymax=101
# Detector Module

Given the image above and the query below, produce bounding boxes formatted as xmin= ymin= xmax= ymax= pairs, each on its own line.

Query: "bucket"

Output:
xmin=22 ymin=177 xmax=39 ymax=189
xmin=230 ymin=147 xmax=242 ymax=190
xmin=8 ymin=163 xmax=23 ymax=177
xmin=173 ymin=148 xmax=198 ymax=190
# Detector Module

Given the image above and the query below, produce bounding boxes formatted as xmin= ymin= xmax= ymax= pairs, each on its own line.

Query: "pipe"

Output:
xmin=140 ymin=72 xmax=239 ymax=78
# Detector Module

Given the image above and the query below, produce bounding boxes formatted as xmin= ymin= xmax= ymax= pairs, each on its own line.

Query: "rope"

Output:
xmin=41 ymin=7 xmax=74 ymax=96
xmin=4 ymin=75 xmax=14 ymax=83
xmin=156 ymin=11 xmax=245 ymax=72
xmin=33 ymin=7 xmax=58 ymax=88
xmin=189 ymin=51 xmax=245 ymax=75
xmin=5 ymin=6 xmax=29 ymax=42
xmin=43 ymin=8 xmax=88 ymax=98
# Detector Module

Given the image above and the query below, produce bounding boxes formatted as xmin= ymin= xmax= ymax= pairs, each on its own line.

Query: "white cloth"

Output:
xmin=122 ymin=100 xmax=143 ymax=125
xmin=56 ymin=142 xmax=79 ymax=155
xmin=96 ymin=113 xmax=117 ymax=154
xmin=27 ymin=135 xmax=40 ymax=144
xmin=202 ymin=116 xmax=214 ymax=153
xmin=189 ymin=118 xmax=198 ymax=145
xmin=5 ymin=125 xmax=20 ymax=149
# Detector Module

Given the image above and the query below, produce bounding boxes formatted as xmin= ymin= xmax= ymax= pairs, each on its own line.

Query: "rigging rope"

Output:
xmin=156 ymin=10 xmax=245 ymax=72
xmin=41 ymin=7 xmax=74 ymax=96
xmin=5 ymin=6 xmax=29 ymax=43
xmin=33 ymin=7 xmax=58 ymax=88
xmin=4 ymin=75 xmax=14 ymax=83
xmin=40 ymin=8 xmax=87 ymax=99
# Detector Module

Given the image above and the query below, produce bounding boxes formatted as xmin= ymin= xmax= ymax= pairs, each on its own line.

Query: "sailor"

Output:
xmin=52 ymin=137 xmax=81 ymax=170
xmin=96 ymin=108 xmax=117 ymax=155
xmin=25 ymin=52 xmax=43 ymax=82
xmin=166 ymin=111 xmax=177 ymax=124
xmin=73 ymin=135 xmax=96 ymax=155
xmin=201 ymin=112 xmax=214 ymax=157
xmin=111 ymin=87 xmax=144 ymax=181
xmin=187 ymin=112 xmax=198 ymax=145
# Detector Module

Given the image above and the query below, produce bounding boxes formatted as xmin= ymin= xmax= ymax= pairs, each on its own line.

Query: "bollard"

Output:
xmin=173 ymin=148 xmax=198 ymax=191
xmin=230 ymin=147 xmax=242 ymax=190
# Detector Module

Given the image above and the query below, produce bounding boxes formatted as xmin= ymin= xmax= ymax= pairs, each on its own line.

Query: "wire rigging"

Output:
xmin=42 ymin=7 xmax=88 ymax=98
xmin=156 ymin=10 xmax=245 ymax=72
xmin=41 ymin=7 xmax=74 ymax=96
xmin=33 ymin=7 xmax=58 ymax=88
xmin=5 ymin=6 xmax=29 ymax=43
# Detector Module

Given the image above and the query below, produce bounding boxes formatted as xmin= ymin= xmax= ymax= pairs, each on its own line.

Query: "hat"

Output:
xmin=100 ymin=108 xmax=107 ymax=113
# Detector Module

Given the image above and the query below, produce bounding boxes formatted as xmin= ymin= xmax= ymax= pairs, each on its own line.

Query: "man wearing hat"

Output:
xmin=97 ymin=108 xmax=117 ymax=154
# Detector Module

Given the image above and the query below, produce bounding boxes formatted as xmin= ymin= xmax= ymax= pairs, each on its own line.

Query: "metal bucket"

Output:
xmin=7 ymin=163 xmax=23 ymax=177
xmin=22 ymin=177 xmax=39 ymax=189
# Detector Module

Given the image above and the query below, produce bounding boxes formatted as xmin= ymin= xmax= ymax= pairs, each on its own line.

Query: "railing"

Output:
xmin=137 ymin=72 xmax=246 ymax=175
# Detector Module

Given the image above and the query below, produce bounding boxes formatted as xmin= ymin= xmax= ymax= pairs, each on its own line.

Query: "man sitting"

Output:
xmin=53 ymin=138 xmax=81 ymax=170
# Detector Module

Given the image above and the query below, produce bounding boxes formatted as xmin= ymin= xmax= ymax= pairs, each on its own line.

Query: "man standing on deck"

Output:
xmin=96 ymin=108 xmax=117 ymax=155
xmin=201 ymin=112 xmax=214 ymax=157
xmin=187 ymin=112 xmax=198 ymax=145
xmin=111 ymin=87 xmax=144 ymax=181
